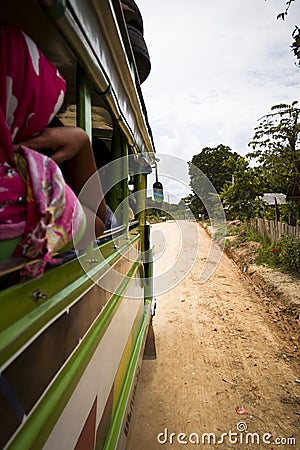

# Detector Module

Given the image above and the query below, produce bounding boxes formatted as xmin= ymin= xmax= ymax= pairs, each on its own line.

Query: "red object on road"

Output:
xmin=236 ymin=406 xmax=248 ymax=415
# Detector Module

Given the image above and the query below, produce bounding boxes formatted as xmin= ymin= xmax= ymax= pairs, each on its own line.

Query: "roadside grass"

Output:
xmin=225 ymin=222 xmax=300 ymax=274
xmin=225 ymin=223 xmax=266 ymax=249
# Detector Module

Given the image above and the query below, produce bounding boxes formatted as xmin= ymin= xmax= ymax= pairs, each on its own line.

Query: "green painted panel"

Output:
xmin=0 ymin=235 xmax=140 ymax=367
xmin=102 ymin=310 xmax=149 ymax=450
xmin=7 ymin=261 xmax=142 ymax=450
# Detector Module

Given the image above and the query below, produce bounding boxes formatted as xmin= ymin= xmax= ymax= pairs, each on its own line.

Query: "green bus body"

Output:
xmin=0 ymin=1 xmax=155 ymax=449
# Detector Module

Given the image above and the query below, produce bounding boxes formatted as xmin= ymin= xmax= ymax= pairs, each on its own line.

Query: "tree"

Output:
xmin=276 ymin=0 xmax=296 ymax=21
xmin=276 ymin=0 xmax=300 ymax=67
xmin=248 ymin=101 xmax=300 ymax=197
xmin=187 ymin=145 xmax=240 ymax=218
xmin=189 ymin=145 xmax=240 ymax=194
xmin=221 ymin=157 xmax=265 ymax=220
xmin=291 ymin=25 xmax=300 ymax=66
xmin=183 ymin=193 xmax=204 ymax=218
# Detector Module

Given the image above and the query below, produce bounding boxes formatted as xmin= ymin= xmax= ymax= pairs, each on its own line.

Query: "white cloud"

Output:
xmin=137 ymin=0 xmax=300 ymax=199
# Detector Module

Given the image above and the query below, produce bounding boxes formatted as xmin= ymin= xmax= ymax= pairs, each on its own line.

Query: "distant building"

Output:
xmin=261 ymin=193 xmax=286 ymax=221
xmin=261 ymin=193 xmax=286 ymax=206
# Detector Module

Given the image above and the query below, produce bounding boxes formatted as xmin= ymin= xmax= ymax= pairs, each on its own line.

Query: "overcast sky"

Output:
xmin=137 ymin=0 xmax=300 ymax=201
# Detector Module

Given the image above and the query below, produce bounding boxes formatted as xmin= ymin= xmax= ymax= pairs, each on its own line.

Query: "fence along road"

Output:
xmin=251 ymin=218 xmax=300 ymax=242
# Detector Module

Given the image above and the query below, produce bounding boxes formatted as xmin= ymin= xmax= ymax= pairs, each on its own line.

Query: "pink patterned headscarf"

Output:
xmin=0 ymin=22 xmax=84 ymax=274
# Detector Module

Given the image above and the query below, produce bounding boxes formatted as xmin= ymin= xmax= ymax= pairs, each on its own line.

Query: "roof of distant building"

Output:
xmin=261 ymin=193 xmax=286 ymax=205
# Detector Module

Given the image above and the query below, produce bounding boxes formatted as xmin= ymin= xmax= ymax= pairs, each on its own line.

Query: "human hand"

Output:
xmin=16 ymin=126 xmax=91 ymax=164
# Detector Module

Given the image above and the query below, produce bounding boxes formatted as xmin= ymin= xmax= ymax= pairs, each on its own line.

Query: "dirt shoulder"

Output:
xmin=227 ymin=245 xmax=300 ymax=315
xmin=223 ymin=224 xmax=300 ymax=377
xmin=126 ymin=222 xmax=300 ymax=450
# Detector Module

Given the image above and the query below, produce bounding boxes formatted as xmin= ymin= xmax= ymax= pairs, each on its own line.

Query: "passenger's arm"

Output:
xmin=16 ymin=126 xmax=90 ymax=164
xmin=17 ymin=126 xmax=106 ymax=237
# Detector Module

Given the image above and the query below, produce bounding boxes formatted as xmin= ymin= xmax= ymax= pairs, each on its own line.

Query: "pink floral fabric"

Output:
xmin=0 ymin=22 xmax=84 ymax=273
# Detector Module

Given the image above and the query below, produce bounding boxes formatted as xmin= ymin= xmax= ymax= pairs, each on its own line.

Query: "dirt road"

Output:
xmin=126 ymin=221 xmax=299 ymax=450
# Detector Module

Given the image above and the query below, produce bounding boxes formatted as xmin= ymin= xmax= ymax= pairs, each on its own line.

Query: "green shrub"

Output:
xmin=226 ymin=225 xmax=243 ymax=236
xmin=257 ymin=242 xmax=278 ymax=267
xmin=234 ymin=226 xmax=266 ymax=246
xmin=271 ymin=236 xmax=300 ymax=271
xmin=226 ymin=222 xmax=300 ymax=273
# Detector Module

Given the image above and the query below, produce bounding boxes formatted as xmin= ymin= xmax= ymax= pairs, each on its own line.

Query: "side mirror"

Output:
xmin=153 ymin=180 xmax=164 ymax=203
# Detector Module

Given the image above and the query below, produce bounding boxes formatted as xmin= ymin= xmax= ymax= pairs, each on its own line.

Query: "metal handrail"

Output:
xmin=0 ymin=222 xmax=140 ymax=278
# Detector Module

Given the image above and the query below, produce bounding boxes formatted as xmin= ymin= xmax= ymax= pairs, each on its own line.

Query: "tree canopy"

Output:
xmin=276 ymin=0 xmax=300 ymax=67
xmin=221 ymin=158 xmax=265 ymax=220
xmin=187 ymin=145 xmax=241 ymax=217
xmin=248 ymin=101 xmax=300 ymax=196
xmin=186 ymin=101 xmax=300 ymax=221
xmin=189 ymin=144 xmax=240 ymax=194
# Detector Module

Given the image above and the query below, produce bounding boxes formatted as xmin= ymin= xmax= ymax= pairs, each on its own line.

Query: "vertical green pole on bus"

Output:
xmin=137 ymin=168 xmax=153 ymax=300
xmin=136 ymin=170 xmax=147 ymax=254
xmin=76 ymin=64 xmax=92 ymax=137
xmin=109 ymin=124 xmax=129 ymax=234
xmin=122 ymin=138 xmax=129 ymax=238
xmin=134 ymin=173 xmax=141 ymax=223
